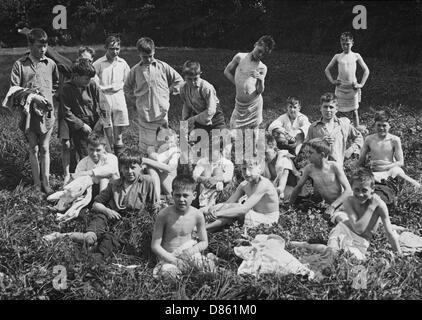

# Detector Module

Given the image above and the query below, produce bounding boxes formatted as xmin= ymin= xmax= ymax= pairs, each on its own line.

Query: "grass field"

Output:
xmin=0 ymin=47 xmax=421 ymax=300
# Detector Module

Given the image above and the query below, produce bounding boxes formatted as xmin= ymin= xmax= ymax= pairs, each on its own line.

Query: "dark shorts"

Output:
xmin=193 ymin=108 xmax=226 ymax=133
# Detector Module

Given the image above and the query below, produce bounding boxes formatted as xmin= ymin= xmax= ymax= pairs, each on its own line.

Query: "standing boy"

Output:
xmin=93 ymin=35 xmax=130 ymax=157
xmin=306 ymin=93 xmax=363 ymax=166
xmin=10 ymin=28 xmax=59 ymax=193
xmin=357 ymin=111 xmax=421 ymax=188
xmin=61 ymin=59 xmax=104 ymax=160
xmin=124 ymin=37 xmax=183 ymax=154
xmin=324 ymin=32 xmax=370 ymax=126
xmin=180 ymin=60 xmax=226 ymax=134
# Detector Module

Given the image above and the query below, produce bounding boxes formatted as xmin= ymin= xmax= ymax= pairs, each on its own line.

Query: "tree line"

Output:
xmin=1 ymin=0 xmax=421 ymax=63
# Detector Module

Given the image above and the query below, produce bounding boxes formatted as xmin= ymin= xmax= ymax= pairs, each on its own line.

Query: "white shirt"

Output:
xmin=268 ymin=112 xmax=310 ymax=138
xmin=75 ymin=152 xmax=119 ymax=184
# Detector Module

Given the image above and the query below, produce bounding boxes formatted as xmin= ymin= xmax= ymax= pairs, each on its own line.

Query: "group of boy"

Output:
xmin=10 ymin=28 xmax=420 ymax=278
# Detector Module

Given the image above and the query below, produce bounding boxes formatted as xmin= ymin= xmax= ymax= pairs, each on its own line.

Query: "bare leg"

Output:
xmin=26 ymin=131 xmax=41 ymax=188
xmin=206 ymin=217 xmax=235 ymax=233
xmin=353 ymin=110 xmax=360 ymax=127
xmin=44 ymin=231 xmax=97 ymax=245
xmin=396 ymin=171 xmax=421 ymax=188
xmin=160 ymin=172 xmax=175 ymax=195
xmin=62 ymin=139 xmax=71 ymax=185
xmin=104 ymin=127 xmax=114 ymax=153
xmin=39 ymin=128 xmax=53 ymax=191
xmin=276 ymin=169 xmax=289 ymax=200
xmin=290 ymin=241 xmax=328 ymax=253
xmin=113 ymin=126 xmax=124 ymax=146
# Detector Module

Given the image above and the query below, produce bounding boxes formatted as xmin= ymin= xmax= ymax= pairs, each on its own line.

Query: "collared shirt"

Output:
xmin=180 ymin=78 xmax=219 ymax=126
xmin=192 ymin=157 xmax=234 ymax=183
xmin=94 ymin=175 xmax=158 ymax=213
xmin=75 ymin=153 xmax=120 ymax=184
xmin=124 ymin=58 xmax=183 ymax=123
xmin=93 ymin=55 xmax=130 ymax=110
xmin=10 ymin=53 xmax=59 ymax=133
xmin=306 ymin=116 xmax=363 ymax=165
xmin=60 ymin=80 xmax=101 ymax=131
xmin=267 ymin=112 xmax=311 ymax=137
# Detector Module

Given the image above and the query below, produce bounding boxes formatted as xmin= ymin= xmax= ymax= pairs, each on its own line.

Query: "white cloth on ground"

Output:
xmin=47 ymin=175 xmax=94 ymax=222
xmin=234 ymin=234 xmax=314 ymax=278
xmin=398 ymin=231 xmax=422 ymax=255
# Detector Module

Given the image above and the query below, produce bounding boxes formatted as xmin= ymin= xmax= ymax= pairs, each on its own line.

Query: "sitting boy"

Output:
xmin=72 ymin=133 xmax=119 ymax=192
xmin=357 ymin=110 xmax=421 ymax=188
xmin=289 ymin=140 xmax=352 ymax=223
xmin=44 ymin=149 xmax=158 ymax=261
xmin=192 ymin=145 xmax=234 ymax=212
xmin=263 ymin=134 xmax=300 ymax=201
xmin=151 ymin=175 xmax=214 ymax=278
xmin=61 ymin=58 xmax=104 ymax=160
xmin=267 ymin=96 xmax=310 ymax=155
xmin=291 ymin=169 xmax=401 ymax=260
xmin=205 ymin=158 xmax=280 ymax=232
xmin=142 ymin=124 xmax=180 ymax=200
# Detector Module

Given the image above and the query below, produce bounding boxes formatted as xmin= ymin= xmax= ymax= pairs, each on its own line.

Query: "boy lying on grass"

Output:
xmin=357 ymin=110 xmax=421 ymax=189
xmin=205 ymin=159 xmax=280 ymax=233
xmin=151 ymin=175 xmax=216 ymax=278
xmin=44 ymin=150 xmax=159 ymax=261
xmin=291 ymin=169 xmax=402 ymax=260
xmin=289 ymin=140 xmax=352 ymax=224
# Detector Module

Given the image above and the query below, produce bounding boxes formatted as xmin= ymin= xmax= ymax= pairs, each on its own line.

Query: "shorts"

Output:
xmin=244 ymin=210 xmax=280 ymax=228
xmin=100 ymin=92 xmax=129 ymax=128
xmin=327 ymin=222 xmax=369 ymax=260
xmin=373 ymin=167 xmax=404 ymax=183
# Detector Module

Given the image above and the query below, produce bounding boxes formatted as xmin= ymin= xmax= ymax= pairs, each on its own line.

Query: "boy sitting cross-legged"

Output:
xmin=205 ymin=158 xmax=280 ymax=233
xmin=357 ymin=110 xmax=421 ymax=188
xmin=289 ymin=140 xmax=352 ymax=224
xmin=291 ymin=169 xmax=401 ymax=260
xmin=151 ymin=175 xmax=216 ymax=279
xmin=44 ymin=149 xmax=159 ymax=261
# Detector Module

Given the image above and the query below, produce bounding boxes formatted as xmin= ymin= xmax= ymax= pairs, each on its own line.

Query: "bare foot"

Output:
xmin=43 ymin=232 xmax=63 ymax=242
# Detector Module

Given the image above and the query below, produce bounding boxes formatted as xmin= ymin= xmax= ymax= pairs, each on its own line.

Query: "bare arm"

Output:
xmin=187 ymin=86 xmax=217 ymax=125
xmin=151 ymin=211 xmax=178 ymax=264
xmin=324 ymin=54 xmax=338 ymax=85
xmin=255 ymin=65 xmax=267 ymax=95
xmin=183 ymin=213 xmax=208 ymax=256
xmin=331 ymin=163 xmax=352 ymax=208
xmin=289 ymin=165 xmax=311 ymax=204
xmin=392 ymin=137 xmax=404 ymax=167
xmin=224 ymin=53 xmax=241 ymax=85
xmin=215 ymin=182 xmax=268 ymax=218
xmin=142 ymin=157 xmax=172 ymax=173
xmin=222 ymin=181 xmax=246 ymax=204
xmin=356 ymin=53 xmax=370 ymax=87
xmin=379 ymin=205 xmax=402 ymax=253
xmin=357 ymin=137 xmax=370 ymax=167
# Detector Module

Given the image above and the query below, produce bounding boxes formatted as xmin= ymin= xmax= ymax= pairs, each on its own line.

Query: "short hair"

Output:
xmin=242 ymin=158 xmax=265 ymax=173
xmin=118 ymin=149 xmax=142 ymax=168
xmin=255 ymin=35 xmax=276 ymax=53
xmin=28 ymin=28 xmax=48 ymax=45
xmin=266 ymin=132 xmax=277 ymax=146
xmin=374 ymin=110 xmax=390 ymax=123
xmin=71 ymin=58 xmax=96 ymax=78
xmin=320 ymin=92 xmax=337 ymax=105
xmin=105 ymin=35 xmax=120 ymax=48
xmin=136 ymin=37 xmax=155 ymax=54
xmin=87 ymin=133 xmax=107 ymax=147
xmin=351 ymin=168 xmax=375 ymax=188
xmin=306 ymin=140 xmax=331 ymax=157
xmin=286 ymin=96 xmax=301 ymax=107
xmin=182 ymin=60 xmax=201 ymax=77
xmin=340 ymin=32 xmax=354 ymax=42
xmin=172 ymin=174 xmax=197 ymax=192
xmin=78 ymin=46 xmax=95 ymax=58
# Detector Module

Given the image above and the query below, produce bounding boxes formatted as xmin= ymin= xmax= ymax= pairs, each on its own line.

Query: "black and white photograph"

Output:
xmin=0 ymin=0 xmax=421 ymax=306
